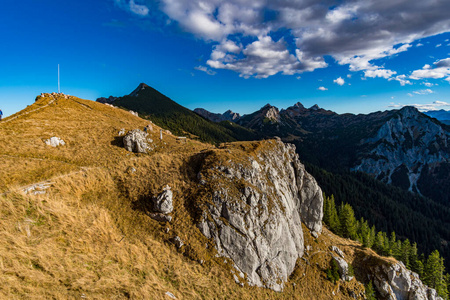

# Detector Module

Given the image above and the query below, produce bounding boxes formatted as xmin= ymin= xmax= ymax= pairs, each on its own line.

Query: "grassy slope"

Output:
xmin=0 ymin=94 xmax=392 ymax=299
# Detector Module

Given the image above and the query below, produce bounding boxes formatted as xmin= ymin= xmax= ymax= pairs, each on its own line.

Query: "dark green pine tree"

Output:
xmin=389 ymin=232 xmax=399 ymax=258
xmin=373 ymin=231 xmax=385 ymax=255
xmin=409 ymin=242 xmax=423 ymax=277
xmin=323 ymin=194 xmax=331 ymax=225
xmin=401 ymin=239 xmax=411 ymax=269
xmin=382 ymin=232 xmax=390 ymax=256
xmin=328 ymin=195 xmax=341 ymax=234
xmin=424 ymin=250 xmax=448 ymax=299
xmin=368 ymin=225 xmax=376 ymax=249
xmin=446 ymin=273 xmax=450 ymax=299
xmin=326 ymin=259 xmax=340 ymax=284
xmin=358 ymin=218 xmax=372 ymax=248
xmin=365 ymin=281 xmax=376 ymax=300
xmin=339 ymin=203 xmax=357 ymax=239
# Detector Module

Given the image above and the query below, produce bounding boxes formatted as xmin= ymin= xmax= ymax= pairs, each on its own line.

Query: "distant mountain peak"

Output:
xmin=129 ymin=83 xmax=150 ymax=97
xmin=261 ymin=105 xmax=280 ymax=122
xmin=261 ymin=103 xmax=274 ymax=110
xmin=293 ymin=102 xmax=305 ymax=109
xmin=194 ymin=108 xmax=241 ymax=122
xmin=310 ymin=104 xmax=320 ymax=111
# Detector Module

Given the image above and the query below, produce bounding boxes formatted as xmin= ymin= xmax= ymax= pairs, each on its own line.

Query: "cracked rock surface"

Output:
xmin=196 ymin=139 xmax=323 ymax=291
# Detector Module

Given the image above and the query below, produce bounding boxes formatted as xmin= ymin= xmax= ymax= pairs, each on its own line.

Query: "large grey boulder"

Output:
xmin=196 ymin=139 xmax=323 ymax=291
xmin=123 ymin=129 xmax=153 ymax=153
xmin=371 ymin=261 xmax=443 ymax=300
xmin=152 ymin=185 xmax=173 ymax=214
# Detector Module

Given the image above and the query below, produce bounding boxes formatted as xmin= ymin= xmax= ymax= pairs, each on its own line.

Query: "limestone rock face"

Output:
xmin=332 ymin=256 xmax=352 ymax=281
xmin=123 ymin=129 xmax=153 ymax=153
xmin=153 ymin=185 xmax=173 ymax=214
xmin=45 ymin=137 xmax=65 ymax=147
xmin=352 ymin=107 xmax=450 ymax=194
xmin=371 ymin=261 xmax=443 ymax=300
xmin=196 ymin=139 xmax=323 ymax=291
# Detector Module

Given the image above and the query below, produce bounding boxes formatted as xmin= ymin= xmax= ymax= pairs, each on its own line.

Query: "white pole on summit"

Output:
xmin=58 ymin=64 xmax=60 ymax=93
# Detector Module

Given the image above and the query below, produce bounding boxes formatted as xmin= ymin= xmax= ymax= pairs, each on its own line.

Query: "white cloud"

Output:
xmin=333 ymin=77 xmax=345 ymax=86
xmin=115 ymin=0 xmax=149 ymax=16
xmin=389 ymin=75 xmax=412 ymax=86
xmin=118 ymin=0 xmax=450 ymax=78
xmin=410 ymin=58 xmax=450 ymax=82
xmin=423 ymin=82 xmax=434 ymax=87
xmin=436 ymin=44 xmax=442 ymax=48
xmin=318 ymin=86 xmax=328 ymax=91
xmin=364 ymin=69 xmax=397 ymax=79
xmin=413 ymin=89 xmax=434 ymax=95
xmin=194 ymin=66 xmax=217 ymax=75
xmin=207 ymin=36 xmax=322 ymax=78
xmin=388 ymin=101 xmax=450 ymax=111
xmin=416 ymin=43 xmax=424 ymax=47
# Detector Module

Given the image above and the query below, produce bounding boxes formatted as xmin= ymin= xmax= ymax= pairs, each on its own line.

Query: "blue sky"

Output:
xmin=1 ymin=0 xmax=450 ymax=117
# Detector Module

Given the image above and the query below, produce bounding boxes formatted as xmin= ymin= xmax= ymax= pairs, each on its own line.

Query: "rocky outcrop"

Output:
xmin=123 ymin=129 xmax=153 ymax=153
xmin=153 ymin=185 xmax=173 ymax=214
xmin=330 ymin=245 xmax=345 ymax=258
xmin=263 ymin=104 xmax=281 ymax=122
xmin=196 ymin=139 xmax=323 ymax=291
xmin=371 ymin=261 xmax=442 ymax=300
xmin=44 ymin=137 xmax=65 ymax=147
xmin=332 ymin=256 xmax=353 ymax=281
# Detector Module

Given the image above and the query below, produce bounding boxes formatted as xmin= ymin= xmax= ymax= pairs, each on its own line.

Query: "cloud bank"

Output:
xmin=410 ymin=58 xmax=450 ymax=82
xmin=389 ymin=101 xmax=450 ymax=111
xmin=117 ymin=0 xmax=450 ymax=79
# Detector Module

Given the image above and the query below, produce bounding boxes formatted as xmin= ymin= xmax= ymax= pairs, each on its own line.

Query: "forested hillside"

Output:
xmin=307 ymin=163 xmax=450 ymax=270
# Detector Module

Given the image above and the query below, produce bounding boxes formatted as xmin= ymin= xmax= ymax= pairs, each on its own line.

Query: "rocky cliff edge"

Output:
xmin=195 ymin=139 xmax=323 ymax=291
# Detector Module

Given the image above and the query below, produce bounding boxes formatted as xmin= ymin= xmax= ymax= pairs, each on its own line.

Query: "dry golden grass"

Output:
xmin=0 ymin=94 xmax=394 ymax=299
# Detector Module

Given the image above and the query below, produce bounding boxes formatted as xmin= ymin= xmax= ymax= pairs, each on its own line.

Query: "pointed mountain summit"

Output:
xmin=129 ymin=83 xmax=150 ymax=97
xmin=292 ymin=102 xmax=305 ymax=109
xmin=98 ymin=83 xmax=256 ymax=144
xmin=237 ymin=103 xmax=282 ymax=130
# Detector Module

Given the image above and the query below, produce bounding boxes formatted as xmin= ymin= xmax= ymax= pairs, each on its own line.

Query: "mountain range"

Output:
xmin=195 ymin=102 xmax=450 ymax=205
xmin=424 ymin=109 xmax=450 ymax=125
